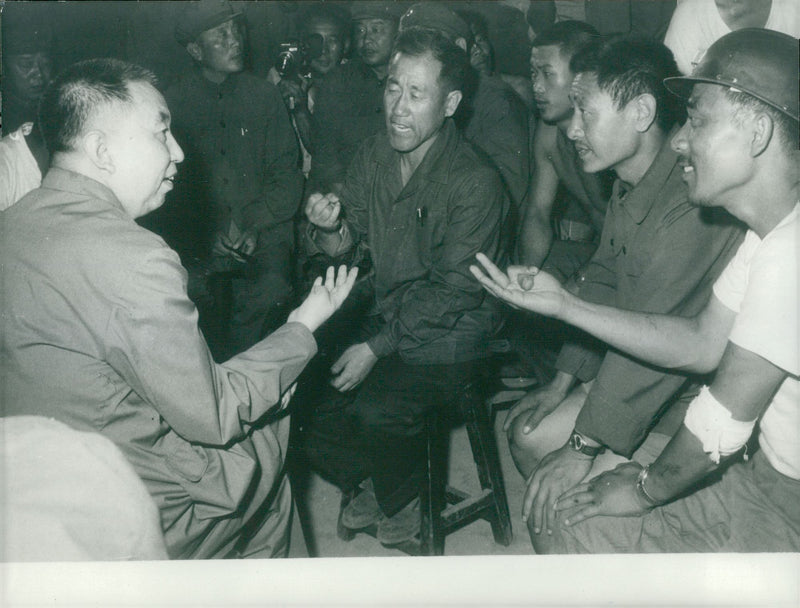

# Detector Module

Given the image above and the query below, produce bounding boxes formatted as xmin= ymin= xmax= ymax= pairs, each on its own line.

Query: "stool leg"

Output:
xmin=462 ymin=384 xmax=513 ymax=546
xmin=419 ymin=412 xmax=446 ymax=556
xmin=337 ymin=489 xmax=357 ymax=542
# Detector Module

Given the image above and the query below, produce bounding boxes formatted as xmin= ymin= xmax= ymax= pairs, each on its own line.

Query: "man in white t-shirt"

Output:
xmin=665 ymin=0 xmax=799 ymax=75
xmin=471 ymin=28 xmax=799 ymax=553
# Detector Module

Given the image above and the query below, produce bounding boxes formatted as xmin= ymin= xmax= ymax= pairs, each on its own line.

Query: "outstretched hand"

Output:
xmin=288 ymin=265 xmax=359 ymax=333
xmin=469 ymin=253 xmax=567 ymax=319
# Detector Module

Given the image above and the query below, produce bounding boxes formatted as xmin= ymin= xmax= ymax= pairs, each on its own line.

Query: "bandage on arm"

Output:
xmin=683 ymin=386 xmax=757 ymax=464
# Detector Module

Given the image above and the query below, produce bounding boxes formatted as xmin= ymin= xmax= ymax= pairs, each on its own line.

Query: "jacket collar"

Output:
xmin=42 ymin=167 xmax=128 ymax=215
xmin=612 ymin=124 xmax=683 ymax=225
xmin=373 ymin=118 xmax=459 ymax=188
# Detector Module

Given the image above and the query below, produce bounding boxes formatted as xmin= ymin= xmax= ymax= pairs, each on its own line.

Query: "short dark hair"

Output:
xmin=299 ymin=3 xmax=350 ymax=38
xmin=570 ymin=36 xmax=685 ymax=132
xmin=532 ymin=20 xmax=599 ymax=60
xmin=39 ymin=58 xmax=158 ymax=155
xmin=725 ymin=88 xmax=799 ymax=151
xmin=392 ymin=27 xmax=469 ymax=94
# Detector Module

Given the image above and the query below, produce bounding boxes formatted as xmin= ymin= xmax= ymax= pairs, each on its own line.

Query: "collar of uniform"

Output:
xmin=611 ymin=124 xmax=683 ymax=225
xmin=190 ymin=66 xmax=241 ymax=97
xmin=373 ymin=118 xmax=458 ymax=187
xmin=42 ymin=167 xmax=129 ymax=216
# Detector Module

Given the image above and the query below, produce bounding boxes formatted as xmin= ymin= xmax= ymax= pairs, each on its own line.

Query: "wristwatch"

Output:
xmin=568 ymin=431 xmax=605 ymax=457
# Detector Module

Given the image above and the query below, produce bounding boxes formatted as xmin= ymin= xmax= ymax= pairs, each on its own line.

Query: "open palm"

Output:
xmin=470 ymin=253 xmax=567 ymax=318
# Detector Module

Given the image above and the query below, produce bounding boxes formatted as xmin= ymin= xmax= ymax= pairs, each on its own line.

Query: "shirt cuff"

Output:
xmin=303 ymin=222 xmax=353 ymax=258
xmin=366 ymin=329 xmax=396 ymax=359
xmin=555 ymin=341 xmax=604 ymax=383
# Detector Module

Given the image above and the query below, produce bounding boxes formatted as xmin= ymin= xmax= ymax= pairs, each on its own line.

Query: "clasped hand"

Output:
xmin=306 ymin=192 xmax=342 ymax=231
xmin=469 ymin=253 xmax=567 ymax=318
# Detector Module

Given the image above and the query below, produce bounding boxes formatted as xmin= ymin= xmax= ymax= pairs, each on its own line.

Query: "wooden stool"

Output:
xmin=337 ymin=378 xmax=513 ymax=556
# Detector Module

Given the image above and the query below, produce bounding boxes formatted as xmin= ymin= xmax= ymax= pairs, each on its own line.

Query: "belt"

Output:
xmin=556 ymin=219 xmax=596 ymax=243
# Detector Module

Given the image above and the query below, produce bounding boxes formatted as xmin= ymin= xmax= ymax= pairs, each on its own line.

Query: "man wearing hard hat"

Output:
xmin=471 ymin=28 xmax=799 ymax=553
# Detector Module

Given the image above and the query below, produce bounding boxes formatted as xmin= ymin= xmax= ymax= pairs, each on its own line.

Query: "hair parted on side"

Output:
xmin=39 ymin=58 xmax=158 ymax=155
xmin=570 ymin=36 xmax=685 ymax=132
xmin=391 ymin=27 xmax=469 ymax=94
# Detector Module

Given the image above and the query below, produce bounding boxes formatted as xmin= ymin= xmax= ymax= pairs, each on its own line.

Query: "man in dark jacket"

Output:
xmin=163 ymin=0 xmax=304 ymax=359
xmin=302 ymin=27 xmax=508 ymax=546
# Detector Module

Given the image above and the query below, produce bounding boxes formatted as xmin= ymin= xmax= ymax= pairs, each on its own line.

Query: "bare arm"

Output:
xmin=517 ymin=123 xmax=560 ymax=265
xmin=555 ymin=342 xmax=788 ymax=526
xmin=470 ymin=254 xmax=736 ymax=373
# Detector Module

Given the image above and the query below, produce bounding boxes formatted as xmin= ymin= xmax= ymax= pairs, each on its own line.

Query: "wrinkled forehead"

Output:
xmin=389 ymin=51 xmax=442 ymax=81
xmin=685 ymin=82 xmax=727 ymax=112
xmin=569 ymin=71 xmax=600 ymax=102
xmin=530 ymin=44 xmax=566 ymax=68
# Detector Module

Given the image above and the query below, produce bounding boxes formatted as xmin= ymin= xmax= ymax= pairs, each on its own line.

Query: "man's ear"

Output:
xmin=81 ymin=130 xmax=114 ymax=174
xmin=455 ymin=37 xmax=468 ymax=52
xmin=444 ymin=89 xmax=463 ymax=117
xmin=630 ymin=93 xmax=657 ymax=132
xmin=750 ymin=112 xmax=774 ymax=157
xmin=186 ymin=41 xmax=203 ymax=63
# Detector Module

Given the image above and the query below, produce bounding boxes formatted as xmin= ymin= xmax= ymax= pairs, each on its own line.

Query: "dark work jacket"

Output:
xmin=312 ymin=120 xmax=508 ymax=365
xmin=164 ymin=69 xmax=302 ymax=250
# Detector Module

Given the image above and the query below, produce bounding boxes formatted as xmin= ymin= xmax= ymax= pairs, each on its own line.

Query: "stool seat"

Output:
xmin=337 ymin=378 xmax=513 ymax=556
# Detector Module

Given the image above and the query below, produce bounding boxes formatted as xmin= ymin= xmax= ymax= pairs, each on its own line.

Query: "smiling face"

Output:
xmin=189 ymin=19 xmax=244 ymax=82
xmin=101 ymin=82 xmax=184 ymax=219
xmin=384 ymin=51 xmax=461 ymax=163
xmin=671 ymin=83 xmax=754 ymax=207
xmin=354 ymin=18 xmax=397 ymax=67
xmin=530 ymin=44 xmax=574 ymax=126
xmin=567 ymin=72 xmax=639 ymax=176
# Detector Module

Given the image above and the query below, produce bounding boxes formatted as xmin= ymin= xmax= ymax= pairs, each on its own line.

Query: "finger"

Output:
xmin=522 ymin=408 xmax=547 ymax=434
xmin=469 ymin=267 xmax=509 ymax=300
xmin=558 ymin=482 xmax=594 ymax=504
xmin=324 ymin=265 xmax=336 ymax=290
xmin=305 ymin=192 xmax=324 ymax=215
xmin=335 ymin=264 xmax=348 ymax=287
xmin=521 ymin=472 xmax=539 ymax=523
xmin=502 ymin=398 xmax=531 ymax=432
xmin=474 ymin=253 xmax=512 ymax=289
xmin=563 ymin=504 xmax=601 ymax=527
xmin=330 ymin=355 xmax=346 ymax=375
xmin=532 ymin=481 xmax=550 ymax=535
xmin=554 ymin=488 xmax=594 ymax=512
xmin=313 ymin=276 xmax=323 ymax=289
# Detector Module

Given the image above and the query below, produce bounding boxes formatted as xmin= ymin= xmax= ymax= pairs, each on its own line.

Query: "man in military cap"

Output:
xmin=472 ymin=29 xmax=799 ymax=553
xmin=309 ymin=1 xmax=405 ymax=194
xmin=163 ymin=0 xmax=303 ymax=359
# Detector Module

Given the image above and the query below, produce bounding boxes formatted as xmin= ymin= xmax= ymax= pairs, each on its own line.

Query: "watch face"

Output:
xmin=570 ymin=432 xmax=584 ymax=451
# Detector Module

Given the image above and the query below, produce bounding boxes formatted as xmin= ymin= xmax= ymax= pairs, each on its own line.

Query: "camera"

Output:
xmin=275 ymin=34 xmax=323 ymax=79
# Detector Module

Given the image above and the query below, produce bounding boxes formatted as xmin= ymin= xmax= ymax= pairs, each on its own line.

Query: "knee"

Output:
xmin=529 ymin=517 xmax=569 ymax=554
xmin=507 ymin=415 xmax=547 ymax=477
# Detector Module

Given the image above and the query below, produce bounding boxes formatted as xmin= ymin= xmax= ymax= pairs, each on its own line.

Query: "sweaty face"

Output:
xmin=671 ymin=84 xmax=755 ymax=207
xmin=530 ymin=45 xmax=574 ymax=125
xmin=102 ymin=82 xmax=184 ymax=219
xmin=384 ymin=52 xmax=459 ymax=161
xmin=354 ymin=18 xmax=396 ymax=67
xmin=193 ymin=19 xmax=244 ymax=80
xmin=567 ymin=72 xmax=638 ymax=175
xmin=306 ymin=20 xmax=346 ymax=75
xmin=5 ymin=52 xmax=52 ymax=102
